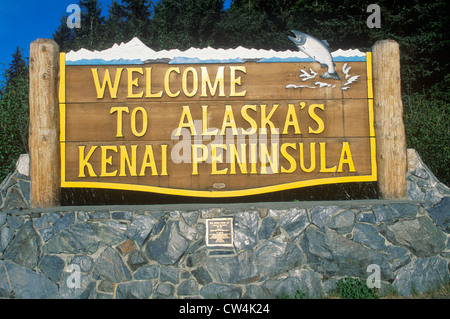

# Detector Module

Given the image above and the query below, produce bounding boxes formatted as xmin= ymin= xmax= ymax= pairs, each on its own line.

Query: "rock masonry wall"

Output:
xmin=0 ymin=150 xmax=449 ymax=299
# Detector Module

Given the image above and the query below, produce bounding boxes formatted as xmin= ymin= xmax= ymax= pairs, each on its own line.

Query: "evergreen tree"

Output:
xmin=53 ymin=0 xmax=106 ymax=52
xmin=3 ymin=47 xmax=27 ymax=84
xmin=104 ymin=0 xmax=127 ymax=45
xmin=0 ymin=48 xmax=29 ymax=181
xmin=74 ymin=0 xmax=106 ymax=50
xmin=53 ymin=14 xmax=76 ymax=52
xmin=121 ymin=0 xmax=153 ymax=41
xmin=152 ymin=0 xmax=224 ymax=49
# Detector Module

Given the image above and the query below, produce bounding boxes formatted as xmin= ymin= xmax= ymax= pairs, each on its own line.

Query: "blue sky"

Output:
xmin=0 ymin=0 xmax=232 ymax=69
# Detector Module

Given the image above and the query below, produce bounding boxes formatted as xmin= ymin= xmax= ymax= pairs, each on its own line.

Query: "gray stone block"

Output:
xmin=58 ymin=272 xmax=95 ymax=299
xmin=258 ymin=217 xmax=276 ymax=240
xmin=3 ymin=186 xmax=27 ymax=210
xmin=134 ymin=265 xmax=159 ymax=280
xmin=44 ymin=222 xmax=125 ymax=254
xmin=145 ymin=220 xmax=189 ymax=265
xmin=7 ymin=215 xmax=24 ymax=229
xmin=3 ymin=221 xmax=40 ymax=269
xmin=244 ymin=284 xmax=269 ymax=299
xmin=0 ymin=225 xmax=14 ymax=253
xmin=178 ymin=279 xmax=199 ymax=296
xmin=153 ymin=283 xmax=174 ymax=299
xmin=278 ymin=208 xmax=309 ymax=241
xmin=427 ymin=196 xmax=450 ymax=232
xmin=382 ymin=217 xmax=446 ymax=257
xmin=355 ymin=211 xmax=376 ymax=224
xmin=90 ymin=211 xmax=110 ymax=220
xmin=115 ymin=281 xmax=153 ymax=299
xmin=125 ymin=215 xmax=156 ymax=246
xmin=310 ymin=206 xmax=340 ymax=227
xmin=353 ymin=223 xmax=386 ymax=250
xmin=111 ymin=211 xmax=133 ymax=220
xmin=0 ymin=213 xmax=7 ymax=227
xmin=233 ymin=211 xmax=258 ymax=251
xmin=200 ymin=283 xmax=242 ymax=299
xmin=207 ymin=250 xmax=258 ymax=284
xmin=160 ymin=266 xmax=179 ymax=284
xmin=33 ymin=214 xmax=49 ymax=229
xmin=93 ymin=247 xmax=132 ymax=283
xmin=40 ymin=255 xmax=65 ymax=282
xmin=256 ymin=237 xmax=305 ymax=277
xmin=127 ymin=250 xmax=147 ymax=271
xmin=72 ymin=255 xmax=94 ymax=272
xmin=53 ymin=212 xmax=75 ymax=233
xmin=39 ymin=227 xmax=55 ymax=242
xmin=191 ymin=266 xmax=212 ymax=285
xmin=327 ymin=210 xmax=355 ymax=233
xmin=0 ymin=260 xmax=58 ymax=299
xmin=182 ymin=211 xmax=199 ymax=226
xmin=407 ymin=181 xmax=424 ymax=201
xmin=393 ymin=256 xmax=449 ymax=297
xmin=262 ymin=268 xmax=323 ymax=298
xmin=300 ymin=227 xmax=393 ymax=280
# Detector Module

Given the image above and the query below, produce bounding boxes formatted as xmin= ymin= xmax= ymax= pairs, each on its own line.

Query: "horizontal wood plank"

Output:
xmin=62 ymin=137 xmax=374 ymax=193
xmin=65 ymin=61 xmax=368 ymax=103
xmin=64 ymin=99 xmax=370 ymax=142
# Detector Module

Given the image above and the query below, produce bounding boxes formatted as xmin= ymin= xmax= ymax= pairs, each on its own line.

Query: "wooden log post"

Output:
xmin=29 ymin=39 xmax=60 ymax=207
xmin=372 ymin=40 xmax=407 ymax=199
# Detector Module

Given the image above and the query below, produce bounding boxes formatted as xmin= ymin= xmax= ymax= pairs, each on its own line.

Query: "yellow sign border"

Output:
xmin=59 ymin=53 xmax=377 ymax=198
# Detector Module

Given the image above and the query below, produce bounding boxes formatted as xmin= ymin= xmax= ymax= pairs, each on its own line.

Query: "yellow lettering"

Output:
xmin=249 ymin=143 xmax=257 ymax=174
xmin=140 ymin=145 xmax=158 ymax=176
xmin=131 ymin=107 xmax=148 ymax=137
xmin=119 ymin=145 xmax=137 ymax=176
xmin=220 ymin=105 xmax=238 ymax=135
xmin=145 ymin=67 xmax=163 ymax=98
xmin=182 ymin=67 xmax=198 ymax=97
xmin=202 ymin=105 xmax=219 ymax=135
xmin=282 ymin=104 xmax=301 ymax=134
xmin=201 ymin=66 xmax=225 ymax=97
xmin=127 ymin=68 xmax=144 ymax=98
xmin=261 ymin=104 xmax=279 ymax=134
xmin=175 ymin=105 xmax=197 ymax=136
xmin=164 ymin=67 xmax=180 ymax=97
xmin=337 ymin=142 xmax=356 ymax=172
xmin=110 ymin=107 xmax=129 ymax=138
xmin=101 ymin=145 xmax=118 ymax=177
xmin=241 ymin=105 xmax=257 ymax=135
xmin=91 ymin=68 xmax=123 ymax=99
xmin=230 ymin=66 xmax=246 ymax=97
xmin=260 ymin=143 xmax=279 ymax=174
xmin=319 ymin=142 xmax=336 ymax=172
xmin=192 ymin=144 xmax=208 ymax=175
xmin=78 ymin=146 xmax=98 ymax=177
xmin=299 ymin=143 xmax=316 ymax=173
xmin=229 ymin=143 xmax=247 ymax=174
xmin=211 ymin=144 xmax=228 ymax=175
xmin=280 ymin=143 xmax=297 ymax=173
xmin=160 ymin=144 xmax=168 ymax=176
xmin=308 ymin=104 xmax=325 ymax=134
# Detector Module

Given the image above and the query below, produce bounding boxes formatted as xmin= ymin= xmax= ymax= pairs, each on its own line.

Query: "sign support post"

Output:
xmin=372 ymin=40 xmax=407 ymax=199
xmin=29 ymin=39 xmax=61 ymax=208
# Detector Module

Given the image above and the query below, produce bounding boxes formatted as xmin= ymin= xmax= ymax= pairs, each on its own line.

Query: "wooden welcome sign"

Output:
xmin=29 ymin=38 xmax=406 ymax=207
xmin=58 ymin=57 xmax=375 ymax=197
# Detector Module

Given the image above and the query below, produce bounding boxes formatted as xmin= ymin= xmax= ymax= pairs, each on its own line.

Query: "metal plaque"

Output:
xmin=206 ymin=218 xmax=234 ymax=247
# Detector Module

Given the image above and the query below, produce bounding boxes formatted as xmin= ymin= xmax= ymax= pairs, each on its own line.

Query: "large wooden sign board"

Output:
xmin=58 ymin=54 xmax=376 ymax=197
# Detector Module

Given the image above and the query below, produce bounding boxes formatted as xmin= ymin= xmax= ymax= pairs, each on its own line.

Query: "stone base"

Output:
xmin=0 ymin=151 xmax=449 ymax=299
xmin=0 ymin=200 xmax=449 ymax=299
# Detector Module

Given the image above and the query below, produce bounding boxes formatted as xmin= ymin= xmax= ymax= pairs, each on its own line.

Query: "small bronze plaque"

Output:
xmin=206 ymin=218 xmax=234 ymax=247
